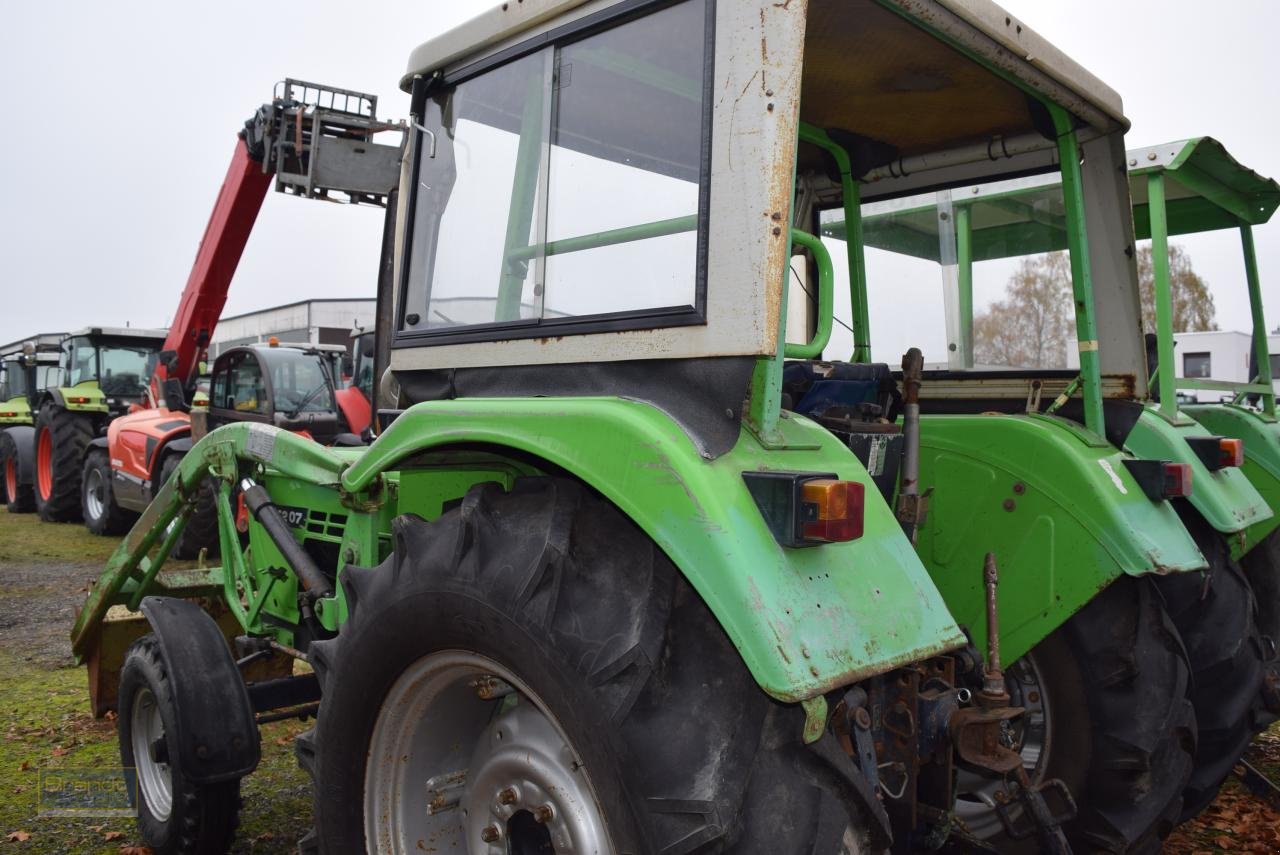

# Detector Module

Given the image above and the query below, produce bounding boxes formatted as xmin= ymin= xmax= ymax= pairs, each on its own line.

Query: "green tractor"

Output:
xmin=72 ymin=2 xmax=1234 ymax=853
xmin=1124 ymin=137 xmax=1280 ymax=649
xmin=31 ymin=327 xmax=166 ymax=522
xmin=825 ymin=136 xmax=1280 ymax=822
xmin=0 ymin=334 xmax=62 ymax=512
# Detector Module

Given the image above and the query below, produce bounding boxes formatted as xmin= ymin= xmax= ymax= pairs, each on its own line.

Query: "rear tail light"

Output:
xmin=0 ymin=411 xmax=17 ymax=418
xmin=1219 ymin=438 xmax=1244 ymax=468
xmin=67 ymin=396 xmax=91 ymax=404
xmin=1121 ymin=458 xmax=1193 ymax=501
xmin=743 ymin=472 xmax=865 ymax=547
xmin=800 ymin=479 xmax=865 ymax=543
xmin=1162 ymin=462 xmax=1193 ymax=498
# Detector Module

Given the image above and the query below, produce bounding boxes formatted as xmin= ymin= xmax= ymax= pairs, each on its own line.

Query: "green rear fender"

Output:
xmin=0 ymin=395 xmax=32 ymax=426
xmin=915 ymin=413 xmax=1206 ymax=666
xmin=1126 ymin=408 xmax=1273 ymax=552
xmin=344 ymin=397 xmax=966 ymax=703
xmin=1183 ymin=404 xmax=1280 ymax=551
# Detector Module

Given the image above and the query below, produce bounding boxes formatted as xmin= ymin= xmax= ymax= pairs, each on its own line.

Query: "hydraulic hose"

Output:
xmin=239 ymin=478 xmax=334 ymax=600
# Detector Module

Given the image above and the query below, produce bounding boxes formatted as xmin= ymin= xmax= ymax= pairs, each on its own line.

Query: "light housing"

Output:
xmin=743 ymin=471 xmax=865 ymax=547
xmin=1218 ymin=438 xmax=1244 ymax=469
xmin=1122 ymin=458 xmax=1192 ymax=501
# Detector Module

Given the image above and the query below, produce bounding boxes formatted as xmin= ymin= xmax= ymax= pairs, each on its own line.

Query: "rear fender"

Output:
xmin=916 ymin=413 xmax=1207 ymax=665
xmin=1183 ymin=404 xmax=1280 ymax=552
xmin=341 ymin=397 xmax=967 ymax=703
xmin=1126 ymin=408 xmax=1273 ymax=554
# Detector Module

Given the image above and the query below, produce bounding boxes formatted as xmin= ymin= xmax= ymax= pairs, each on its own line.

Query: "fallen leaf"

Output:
xmin=50 ymin=746 xmax=67 ymax=757
xmin=18 ymin=761 xmax=29 ymax=772
xmin=119 ymin=847 xmax=153 ymax=855
xmin=104 ymin=830 xmax=125 ymax=841
xmin=6 ymin=830 xmax=31 ymax=842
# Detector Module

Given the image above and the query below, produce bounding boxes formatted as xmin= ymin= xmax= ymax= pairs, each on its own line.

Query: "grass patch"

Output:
xmin=0 ymin=510 xmax=123 ymax=565
xmin=0 ymin=652 xmax=310 ymax=853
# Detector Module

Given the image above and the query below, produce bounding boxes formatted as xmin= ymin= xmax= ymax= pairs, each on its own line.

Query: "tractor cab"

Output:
xmin=53 ymin=327 xmax=167 ymax=419
xmin=0 ymin=336 xmax=61 ymax=425
xmin=204 ymin=342 xmax=347 ymax=444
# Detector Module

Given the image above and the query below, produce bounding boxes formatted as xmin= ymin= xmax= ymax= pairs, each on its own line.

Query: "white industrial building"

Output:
xmin=209 ymin=299 xmax=375 ymax=357
xmin=1172 ymin=329 xmax=1280 ymax=402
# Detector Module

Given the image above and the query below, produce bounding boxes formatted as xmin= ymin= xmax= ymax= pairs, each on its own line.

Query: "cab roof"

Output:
xmin=402 ymin=0 xmax=1125 ymax=134
xmin=67 ymin=326 xmax=168 ymax=343
xmin=827 ymin=136 xmax=1280 ymax=262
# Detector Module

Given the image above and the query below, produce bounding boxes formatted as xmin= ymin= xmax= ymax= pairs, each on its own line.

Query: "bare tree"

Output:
xmin=1135 ymin=244 xmax=1218 ymax=333
xmin=973 ymin=252 xmax=1076 ymax=368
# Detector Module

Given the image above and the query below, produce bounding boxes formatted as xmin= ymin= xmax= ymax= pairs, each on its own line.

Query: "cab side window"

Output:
xmin=212 ymin=354 xmax=268 ymax=415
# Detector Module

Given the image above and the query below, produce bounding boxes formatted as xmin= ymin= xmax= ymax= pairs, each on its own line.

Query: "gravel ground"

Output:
xmin=0 ymin=559 xmax=102 ymax=670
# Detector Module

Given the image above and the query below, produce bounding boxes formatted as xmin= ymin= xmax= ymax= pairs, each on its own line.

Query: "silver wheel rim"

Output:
xmin=85 ymin=467 xmax=105 ymax=520
xmin=952 ymin=655 xmax=1050 ymax=840
xmin=130 ymin=686 xmax=173 ymax=821
xmin=364 ymin=650 xmax=612 ymax=855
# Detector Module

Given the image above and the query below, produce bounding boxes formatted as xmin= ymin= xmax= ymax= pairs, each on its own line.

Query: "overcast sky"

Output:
xmin=2 ymin=0 xmax=1276 ymax=347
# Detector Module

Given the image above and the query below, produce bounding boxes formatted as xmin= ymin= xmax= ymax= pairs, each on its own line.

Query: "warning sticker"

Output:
xmin=245 ymin=423 xmax=278 ymax=463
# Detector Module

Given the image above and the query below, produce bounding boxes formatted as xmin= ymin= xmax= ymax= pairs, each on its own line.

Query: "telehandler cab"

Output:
xmin=73 ymin=2 xmax=1222 ymax=853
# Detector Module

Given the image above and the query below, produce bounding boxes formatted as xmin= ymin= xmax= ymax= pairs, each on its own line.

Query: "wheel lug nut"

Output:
xmin=498 ymin=787 xmax=517 ymax=805
xmin=481 ymin=824 xmax=502 ymax=843
xmin=535 ymin=804 xmax=554 ymax=824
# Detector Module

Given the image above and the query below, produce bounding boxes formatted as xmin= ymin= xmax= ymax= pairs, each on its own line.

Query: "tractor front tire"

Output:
xmin=159 ymin=455 xmax=220 ymax=561
xmin=956 ymin=575 xmax=1195 ymax=854
xmin=0 ymin=430 xmax=34 ymax=513
xmin=117 ymin=635 xmax=241 ymax=855
xmin=297 ymin=478 xmax=881 ymax=854
xmin=34 ymin=402 xmax=93 ymax=522
xmin=82 ymin=449 xmax=136 ymax=535
xmin=1154 ymin=509 xmax=1276 ymax=820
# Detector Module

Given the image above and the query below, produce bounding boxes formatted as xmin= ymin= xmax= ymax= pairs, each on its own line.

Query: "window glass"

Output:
xmin=98 ymin=344 xmax=157 ymax=396
xmin=217 ymin=354 xmax=268 ymax=415
xmin=401 ymin=0 xmax=707 ymax=337
xmin=1183 ymin=352 xmax=1212 ymax=379
xmin=1268 ymin=353 xmax=1280 ymax=378
xmin=3 ymin=361 xmax=25 ymax=399
xmin=266 ymin=352 xmax=334 ymax=414
xmin=821 ymin=176 xmax=1077 ymax=371
xmin=66 ymin=337 xmax=97 ymax=386
xmin=541 ymin=0 xmax=705 ymax=318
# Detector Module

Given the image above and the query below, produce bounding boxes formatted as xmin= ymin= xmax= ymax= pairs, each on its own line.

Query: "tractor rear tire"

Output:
xmin=159 ymin=455 xmax=220 ymax=561
xmin=34 ymin=402 xmax=93 ymax=522
xmin=82 ymin=449 xmax=136 ymax=535
xmin=956 ymin=575 xmax=1195 ymax=854
xmin=1154 ymin=509 xmax=1276 ymax=820
xmin=296 ymin=477 xmax=883 ymax=854
xmin=117 ymin=635 xmax=241 ymax=855
xmin=1242 ymin=528 xmax=1280 ymax=647
xmin=0 ymin=430 xmax=34 ymax=513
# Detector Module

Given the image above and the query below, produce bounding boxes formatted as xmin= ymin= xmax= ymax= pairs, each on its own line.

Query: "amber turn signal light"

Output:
xmin=800 ymin=479 xmax=865 ymax=543
xmin=1219 ymin=438 xmax=1244 ymax=469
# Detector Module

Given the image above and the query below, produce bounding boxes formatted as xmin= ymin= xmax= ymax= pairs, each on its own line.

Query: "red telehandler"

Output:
xmin=81 ymin=80 xmax=404 ymax=555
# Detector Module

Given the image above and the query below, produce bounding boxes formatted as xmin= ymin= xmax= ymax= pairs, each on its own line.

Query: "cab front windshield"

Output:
xmin=65 ymin=337 xmax=160 ymax=395
xmin=262 ymin=350 xmax=334 ymax=415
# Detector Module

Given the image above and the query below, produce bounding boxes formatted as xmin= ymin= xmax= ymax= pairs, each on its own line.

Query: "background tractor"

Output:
xmin=31 ymin=327 xmax=166 ymax=522
xmin=0 ymin=334 xmax=61 ymax=512
xmin=78 ymin=80 xmax=404 ymax=556
xmin=68 ymin=1 xmax=1246 ymax=853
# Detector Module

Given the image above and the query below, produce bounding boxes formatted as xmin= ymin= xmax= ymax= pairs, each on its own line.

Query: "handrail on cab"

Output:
xmin=785 ymin=228 xmax=834 ymax=359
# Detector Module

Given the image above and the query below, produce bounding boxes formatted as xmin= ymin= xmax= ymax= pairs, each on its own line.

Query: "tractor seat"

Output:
xmin=782 ymin=361 xmax=902 ymax=424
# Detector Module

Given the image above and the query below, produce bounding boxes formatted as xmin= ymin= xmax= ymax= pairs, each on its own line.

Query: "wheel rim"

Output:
xmin=36 ymin=428 xmax=53 ymax=501
xmin=130 ymin=686 xmax=174 ymax=821
xmin=952 ymin=655 xmax=1051 ymax=840
xmin=4 ymin=457 xmax=15 ymax=503
xmin=84 ymin=466 xmax=105 ymax=521
xmin=364 ymin=651 xmax=611 ymax=854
